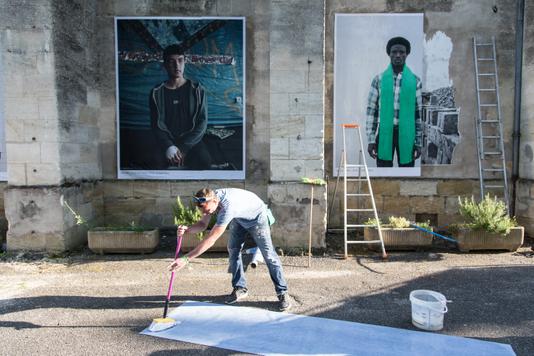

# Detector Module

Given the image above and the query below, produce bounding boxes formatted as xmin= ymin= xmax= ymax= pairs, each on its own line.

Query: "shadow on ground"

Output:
xmin=306 ymin=265 xmax=534 ymax=356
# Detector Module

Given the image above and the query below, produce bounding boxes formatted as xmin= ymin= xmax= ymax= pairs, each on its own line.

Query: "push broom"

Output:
xmin=148 ymin=231 xmax=184 ymax=332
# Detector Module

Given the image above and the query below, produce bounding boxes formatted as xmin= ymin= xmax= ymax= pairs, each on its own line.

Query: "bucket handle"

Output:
xmin=426 ymin=304 xmax=448 ymax=314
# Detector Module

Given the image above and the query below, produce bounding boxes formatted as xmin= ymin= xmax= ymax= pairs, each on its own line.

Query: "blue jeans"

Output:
xmin=227 ymin=211 xmax=288 ymax=295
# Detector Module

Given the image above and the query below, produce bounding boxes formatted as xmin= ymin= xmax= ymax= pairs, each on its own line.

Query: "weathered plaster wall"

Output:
xmin=516 ymin=0 xmax=534 ymax=235
xmin=325 ymin=1 xmax=522 ymax=230
xmin=97 ymin=0 xmax=326 ymax=248
xmin=1 ymin=0 xmax=102 ymax=251
xmin=268 ymin=0 xmax=327 ymax=248
xmin=1 ymin=0 xmax=531 ymax=251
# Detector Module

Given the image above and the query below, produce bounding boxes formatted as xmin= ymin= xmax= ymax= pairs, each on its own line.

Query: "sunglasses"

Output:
xmin=193 ymin=196 xmax=212 ymax=206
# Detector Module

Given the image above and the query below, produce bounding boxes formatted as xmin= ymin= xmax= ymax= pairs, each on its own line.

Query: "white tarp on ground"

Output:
xmin=141 ymin=301 xmax=515 ymax=356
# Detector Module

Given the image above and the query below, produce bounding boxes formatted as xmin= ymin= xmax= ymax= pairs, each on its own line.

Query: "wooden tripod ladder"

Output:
xmin=335 ymin=123 xmax=387 ymax=259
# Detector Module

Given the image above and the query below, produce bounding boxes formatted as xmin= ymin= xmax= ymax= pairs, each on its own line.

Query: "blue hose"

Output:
xmin=410 ymin=223 xmax=458 ymax=244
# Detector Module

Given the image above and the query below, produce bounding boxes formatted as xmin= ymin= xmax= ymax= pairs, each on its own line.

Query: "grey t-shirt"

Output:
xmin=214 ymin=188 xmax=265 ymax=229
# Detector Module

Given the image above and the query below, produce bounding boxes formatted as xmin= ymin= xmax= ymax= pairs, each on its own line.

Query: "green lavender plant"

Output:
xmin=364 ymin=216 xmax=431 ymax=230
xmin=61 ymin=196 xmax=150 ymax=232
xmin=458 ymin=195 xmax=517 ymax=235
xmin=388 ymin=216 xmax=411 ymax=228
xmin=172 ymin=196 xmax=204 ymax=240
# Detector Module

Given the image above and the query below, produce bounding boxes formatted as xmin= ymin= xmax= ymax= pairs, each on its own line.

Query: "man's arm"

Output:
xmin=366 ymin=75 xmax=380 ymax=158
xmin=413 ymin=77 xmax=423 ymax=159
xmin=150 ymin=88 xmax=175 ymax=150
xmin=184 ymin=225 xmax=226 ymax=260
xmin=176 ymin=86 xmax=208 ymax=155
xmin=169 ymin=214 xmax=226 ymax=271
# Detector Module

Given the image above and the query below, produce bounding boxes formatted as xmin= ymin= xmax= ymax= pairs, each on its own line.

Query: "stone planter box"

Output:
xmin=364 ymin=227 xmax=433 ymax=250
xmin=88 ymin=228 xmax=159 ymax=255
xmin=455 ymin=227 xmax=524 ymax=252
xmin=180 ymin=230 xmax=229 ymax=253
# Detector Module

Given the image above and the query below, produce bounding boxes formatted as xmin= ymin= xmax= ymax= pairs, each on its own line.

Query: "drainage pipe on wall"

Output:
xmin=511 ymin=0 xmax=525 ymax=217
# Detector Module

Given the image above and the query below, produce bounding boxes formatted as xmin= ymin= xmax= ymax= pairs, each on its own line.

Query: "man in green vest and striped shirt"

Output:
xmin=366 ymin=36 xmax=422 ymax=167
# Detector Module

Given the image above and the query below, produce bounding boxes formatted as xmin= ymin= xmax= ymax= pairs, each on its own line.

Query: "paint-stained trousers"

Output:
xmin=227 ymin=211 xmax=288 ymax=295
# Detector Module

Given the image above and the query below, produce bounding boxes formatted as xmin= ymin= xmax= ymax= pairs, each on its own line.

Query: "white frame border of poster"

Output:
xmin=0 ymin=44 xmax=6 ymax=182
xmin=333 ymin=13 xmax=423 ymax=177
xmin=115 ymin=16 xmax=246 ymax=180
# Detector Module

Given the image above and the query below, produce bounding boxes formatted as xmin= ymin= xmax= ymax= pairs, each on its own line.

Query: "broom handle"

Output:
xmin=163 ymin=232 xmax=184 ymax=317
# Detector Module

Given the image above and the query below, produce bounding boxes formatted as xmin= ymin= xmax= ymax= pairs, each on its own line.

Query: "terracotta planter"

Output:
xmin=88 ymin=228 xmax=159 ymax=254
xmin=455 ymin=227 xmax=524 ymax=252
xmin=364 ymin=227 xmax=433 ymax=250
xmin=180 ymin=230 xmax=229 ymax=253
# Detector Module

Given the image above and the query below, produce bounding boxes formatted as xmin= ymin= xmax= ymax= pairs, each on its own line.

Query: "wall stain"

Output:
xmin=20 ymin=201 xmax=41 ymax=219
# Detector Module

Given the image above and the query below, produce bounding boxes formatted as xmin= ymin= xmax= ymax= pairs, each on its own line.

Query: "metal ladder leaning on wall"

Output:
xmin=334 ymin=123 xmax=387 ymax=259
xmin=472 ymin=36 xmax=510 ymax=211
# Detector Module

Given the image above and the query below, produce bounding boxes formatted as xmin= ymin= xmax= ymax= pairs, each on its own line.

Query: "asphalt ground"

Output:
xmin=1 ymin=241 xmax=534 ymax=356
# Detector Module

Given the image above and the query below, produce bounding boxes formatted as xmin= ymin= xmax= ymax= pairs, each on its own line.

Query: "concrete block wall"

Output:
xmin=5 ymin=182 xmax=102 ymax=251
xmin=327 ymin=179 xmax=480 ymax=229
xmin=0 ymin=0 xmax=102 ymax=251
xmin=517 ymin=0 xmax=534 ymax=236
xmin=268 ymin=0 xmax=327 ymax=247
xmin=323 ymin=1 xmax=532 ymax=235
xmin=1 ymin=2 xmax=60 ymax=186
xmin=0 ymin=0 xmax=532 ymax=251
xmin=52 ymin=1 xmax=101 ymax=181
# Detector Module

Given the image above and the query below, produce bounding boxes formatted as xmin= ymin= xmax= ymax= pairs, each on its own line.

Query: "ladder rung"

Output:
xmin=476 ymin=43 xmax=494 ymax=46
xmin=347 ymin=240 xmax=382 ymax=244
xmin=345 ymin=164 xmax=365 ymax=168
xmin=484 ymin=185 xmax=505 ymax=188
xmin=478 ymin=73 xmax=496 ymax=76
xmin=480 ymin=120 xmax=499 ymax=123
xmin=346 ymin=209 xmax=374 ymax=212
xmin=346 ymin=178 xmax=367 ymax=182
xmin=483 ymin=168 xmax=504 ymax=172
xmin=484 ymin=151 xmax=502 ymax=155
xmin=479 ymin=104 xmax=497 ymax=107
xmin=346 ymin=224 xmax=371 ymax=228
xmin=477 ymin=57 xmax=494 ymax=61
xmin=478 ymin=88 xmax=496 ymax=91
xmin=482 ymin=135 xmax=500 ymax=139
xmin=346 ymin=193 xmax=371 ymax=197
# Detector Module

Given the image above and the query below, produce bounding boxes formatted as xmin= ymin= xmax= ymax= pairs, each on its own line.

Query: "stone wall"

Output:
xmin=0 ymin=0 xmax=532 ymax=252
xmin=1 ymin=0 xmax=103 ymax=251
xmin=517 ymin=0 xmax=534 ymax=236
xmin=268 ymin=0 xmax=327 ymax=247
xmin=324 ymin=1 xmax=527 ymax=234
xmin=327 ymin=178 xmax=478 ymax=228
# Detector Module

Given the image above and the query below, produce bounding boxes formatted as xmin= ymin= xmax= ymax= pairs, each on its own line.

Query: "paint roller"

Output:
xmin=148 ymin=232 xmax=184 ymax=332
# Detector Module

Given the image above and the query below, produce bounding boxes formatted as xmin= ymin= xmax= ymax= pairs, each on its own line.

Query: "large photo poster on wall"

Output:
xmin=115 ymin=17 xmax=245 ymax=180
xmin=334 ymin=14 xmax=424 ymax=177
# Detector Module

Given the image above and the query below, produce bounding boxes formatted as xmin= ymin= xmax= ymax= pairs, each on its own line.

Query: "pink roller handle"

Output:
xmin=165 ymin=233 xmax=183 ymax=300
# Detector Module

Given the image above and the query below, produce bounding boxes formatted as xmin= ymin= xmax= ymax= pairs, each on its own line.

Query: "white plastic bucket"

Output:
xmin=409 ymin=290 xmax=448 ymax=331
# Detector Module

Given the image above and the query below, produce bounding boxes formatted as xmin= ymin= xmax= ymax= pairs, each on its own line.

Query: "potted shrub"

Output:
xmin=172 ymin=196 xmax=228 ymax=252
xmin=452 ymin=195 xmax=524 ymax=252
xmin=364 ymin=216 xmax=433 ymax=250
xmin=62 ymin=198 xmax=159 ymax=255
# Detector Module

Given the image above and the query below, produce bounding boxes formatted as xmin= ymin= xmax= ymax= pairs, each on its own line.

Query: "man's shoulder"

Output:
xmin=189 ymin=80 xmax=204 ymax=91
xmin=151 ymin=82 xmax=166 ymax=92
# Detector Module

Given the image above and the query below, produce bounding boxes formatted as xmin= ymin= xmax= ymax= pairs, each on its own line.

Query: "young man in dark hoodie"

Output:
xmin=150 ymin=44 xmax=211 ymax=170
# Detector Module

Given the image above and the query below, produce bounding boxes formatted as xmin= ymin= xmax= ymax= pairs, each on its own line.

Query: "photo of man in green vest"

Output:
xmin=365 ymin=36 xmax=422 ymax=167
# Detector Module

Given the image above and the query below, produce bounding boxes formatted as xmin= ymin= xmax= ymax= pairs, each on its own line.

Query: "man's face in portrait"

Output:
xmin=164 ymin=54 xmax=185 ymax=80
xmin=389 ymin=44 xmax=407 ymax=67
